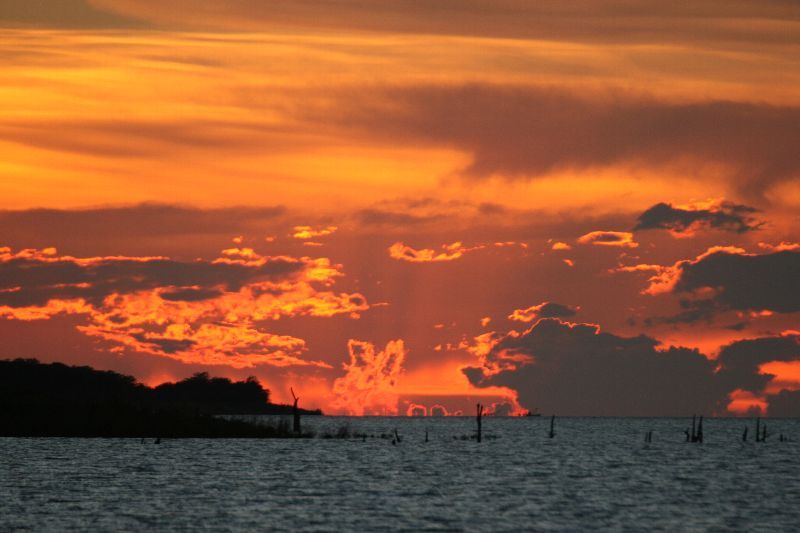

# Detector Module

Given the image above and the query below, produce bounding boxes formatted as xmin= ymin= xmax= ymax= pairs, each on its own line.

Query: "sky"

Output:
xmin=1 ymin=0 xmax=799 ymax=416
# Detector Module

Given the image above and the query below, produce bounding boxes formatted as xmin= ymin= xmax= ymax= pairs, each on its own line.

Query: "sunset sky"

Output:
xmin=1 ymin=0 xmax=799 ymax=416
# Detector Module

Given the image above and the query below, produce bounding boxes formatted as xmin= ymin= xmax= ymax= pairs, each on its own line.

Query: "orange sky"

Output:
xmin=1 ymin=1 xmax=799 ymax=415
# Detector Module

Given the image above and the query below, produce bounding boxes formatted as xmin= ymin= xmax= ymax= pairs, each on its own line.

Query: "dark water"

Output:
xmin=2 ymin=417 xmax=799 ymax=531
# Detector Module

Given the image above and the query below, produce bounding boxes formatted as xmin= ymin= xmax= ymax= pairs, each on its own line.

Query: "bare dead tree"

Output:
xmin=290 ymin=387 xmax=301 ymax=435
xmin=476 ymin=403 xmax=484 ymax=443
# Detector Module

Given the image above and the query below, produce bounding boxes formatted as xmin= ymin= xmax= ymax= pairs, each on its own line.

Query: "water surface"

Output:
xmin=2 ymin=417 xmax=799 ymax=530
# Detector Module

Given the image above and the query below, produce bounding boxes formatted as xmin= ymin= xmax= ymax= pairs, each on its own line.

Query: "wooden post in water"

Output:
xmin=548 ymin=415 xmax=555 ymax=439
xmin=742 ymin=426 xmax=748 ymax=442
xmin=290 ymin=387 xmax=301 ymax=435
xmin=476 ymin=403 xmax=484 ymax=443
xmin=755 ymin=417 xmax=761 ymax=442
xmin=691 ymin=414 xmax=697 ymax=442
xmin=697 ymin=416 xmax=704 ymax=443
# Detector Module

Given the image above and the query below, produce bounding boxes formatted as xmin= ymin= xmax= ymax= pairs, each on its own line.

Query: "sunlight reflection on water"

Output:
xmin=2 ymin=417 xmax=799 ymax=530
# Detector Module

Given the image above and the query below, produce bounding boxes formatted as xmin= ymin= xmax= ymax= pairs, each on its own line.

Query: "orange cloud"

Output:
xmin=395 ymin=358 xmax=523 ymax=415
xmin=331 ymin=339 xmax=406 ymax=415
xmin=758 ymin=241 xmax=800 ymax=252
xmin=577 ymin=231 xmax=638 ymax=248
xmin=759 ymin=360 xmax=800 ymax=394
xmin=0 ymin=246 xmax=368 ymax=368
xmin=388 ymin=241 xmax=477 ymax=263
xmin=726 ymin=389 xmax=766 ymax=415
xmin=406 ymin=403 xmax=427 ymax=416
xmin=292 ymin=225 xmax=337 ymax=240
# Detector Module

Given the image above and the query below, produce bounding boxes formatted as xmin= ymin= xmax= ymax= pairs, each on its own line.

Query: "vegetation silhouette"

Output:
xmin=0 ymin=359 xmax=319 ymax=438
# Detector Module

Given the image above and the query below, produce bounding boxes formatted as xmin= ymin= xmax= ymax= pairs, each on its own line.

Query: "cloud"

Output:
xmin=653 ymin=248 xmax=800 ymax=315
xmin=577 ymin=231 xmax=638 ymax=248
xmin=508 ymin=302 xmax=577 ymax=323
xmin=0 ymin=246 xmax=304 ymax=307
xmin=758 ymin=242 xmax=800 ymax=252
xmin=466 ymin=321 xmax=800 ymax=415
xmin=331 ymin=339 xmax=407 ymax=415
xmin=292 ymin=225 xmax=337 ymax=240
xmin=715 ymin=334 xmax=800 ymax=394
xmin=464 ymin=318 xmax=721 ymax=416
xmin=88 ymin=0 xmax=800 ymax=48
xmin=617 ymin=247 xmax=800 ymax=323
xmin=354 ymin=208 xmax=446 ymax=229
xmin=0 ymin=118 xmax=299 ymax=160
xmin=767 ymin=389 xmax=800 ymax=417
xmin=313 ymin=84 xmax=800 ymax=197
xmin=634 ymin=200 xmax=762 ymax=236
xmin=0 ymin=246 xmax=368 ymax=368
xmin=0 ymin=204 xmax=286 ymax=249
xmin=1 ymin=0 xmax=143 ymax=28
xmin=388 ymin=241 xmax=477 ymax=263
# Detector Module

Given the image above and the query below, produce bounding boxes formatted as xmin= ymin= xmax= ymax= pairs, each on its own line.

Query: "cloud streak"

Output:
xmin=87 ymin=0 xmax=800 ymax=48
xmin=318 ymin=85 xmax=800 ymax=197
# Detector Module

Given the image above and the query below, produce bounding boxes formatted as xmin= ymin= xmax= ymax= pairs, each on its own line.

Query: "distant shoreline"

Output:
xmin=0 ymin=359 xmax=319 ymax=438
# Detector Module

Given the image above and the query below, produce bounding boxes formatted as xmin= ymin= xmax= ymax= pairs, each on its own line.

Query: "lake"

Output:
xmin=2 ymin=417 xmax=799 ymax=531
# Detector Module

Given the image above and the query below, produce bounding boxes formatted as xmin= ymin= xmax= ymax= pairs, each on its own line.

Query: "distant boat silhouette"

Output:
xmin=521 ymin=409 xmax=542 ymax=417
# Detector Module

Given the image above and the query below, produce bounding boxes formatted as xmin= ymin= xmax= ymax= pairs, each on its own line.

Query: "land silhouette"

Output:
xmin=0 ymin=359 xmax=319 ymax=438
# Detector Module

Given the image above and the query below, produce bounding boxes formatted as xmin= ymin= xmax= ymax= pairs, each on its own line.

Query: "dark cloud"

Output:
xmin=321 ymin=85 xmax=800 ymax=197
xmin=0 ymin=204 xmax=286 ymax=251
xmin=465 ymin=319 xmax=800 ymax=415
xmin=767 ymin=389 xmax=800 ymax=417
xmin=477 ymin=203 xmax=507 ymax=215
xmin=158 ymin=287 xmax=224 ymax=302
xmin=634 ymin=201 xmax=763 ymax=234
xmin=354 ymin=208 xmax=445 ymax=228
xmin=0 ymin=249 xmax=305 ymax=308
xmin=536 ymin=302 xmax=576 ymax=318
xmin=465 ymin=319 xmax=720 ymax=416
xmin=652 ymin=298 xmax=719 ymax=325
xmin=132 ymin=334 xmax=197 ymax=354
xmin=715 ymin=335 xmax=800 ymax=394
xmin=0 ymin=0 xmax=144 ymax=28
xmin=675 ymin=249 xmax=800 ymax=314
xmin=508 ymin=301 xmax=577 ymax=322
xmin=90 ymin=0 xmax=800 ymax=47
xmin=0 ymin=119 xmax=296 ymax=159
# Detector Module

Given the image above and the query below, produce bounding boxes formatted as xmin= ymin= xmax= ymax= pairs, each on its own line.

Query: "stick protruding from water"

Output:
xmin=476 ymin=403 xmax=484 ymax=443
